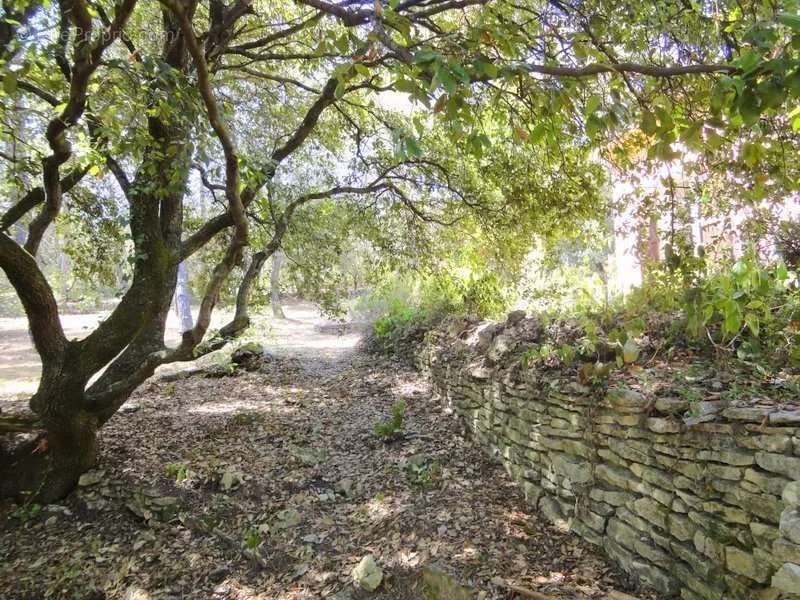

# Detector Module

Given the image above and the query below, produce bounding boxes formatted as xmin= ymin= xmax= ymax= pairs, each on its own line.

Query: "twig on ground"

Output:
xmin=497 ymin=580 xmax=558 ymax=600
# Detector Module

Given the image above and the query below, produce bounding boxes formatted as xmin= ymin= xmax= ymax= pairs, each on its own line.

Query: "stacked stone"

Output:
xmin=776 ymin=482 xmax=800 ymax=595
xmin=421 ymin=318 xmax=800 ymax=599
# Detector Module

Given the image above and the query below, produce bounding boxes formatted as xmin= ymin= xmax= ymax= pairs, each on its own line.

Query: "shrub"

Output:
xmin=526 ymin=249 xmax=800 ymax=372
xmin=373 ymin=400 xmax=406 ymax=439
xmin=404 ymin=455 xmax=442 ymax=488
xmin=776 ymin=219 xmax=800 ymax=270
xmin=682 ymin=252 xmax=799 ymax=365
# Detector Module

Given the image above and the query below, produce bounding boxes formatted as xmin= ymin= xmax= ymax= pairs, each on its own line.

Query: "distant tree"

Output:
xmin=270 ymin=250 xmax=286 ymax=319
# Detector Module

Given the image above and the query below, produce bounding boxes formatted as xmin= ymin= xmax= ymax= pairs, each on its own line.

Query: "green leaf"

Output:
xmin=654 ymin=106 xmax=674 ymax=132
xmin=723 ymin=311 xmax=742 ymax=336
xmin=626 ymin=318 xmax=646 ymax=338
xmin=738 ymin=89 xmax=761 ymax=125
xmin=414 ymin=49 xmax=440 ymax=64
xmin=3 ymin=72 xmax=17 ymax=94
xmin=705 ymin=128 xmax=725 ymax=150
xmin=641 ymin=111 xmax=658 ymax=135
xmin=586 ymin=113 xmax=603 ymax=139
xmin=449 ymin=61 xmax=470 ymax=83
xmin=529 ymin=122 xmax=547 ymax=144
xmin=404 ymin=136 xmax=422 ymax=157
xmin=473 ymin=59 xmax=498 ymax=79
xmin=393 ymin=78 xmax=418 ymax=94
xmin=744 ymin=313 xmax=760 ymax=337
xmin=778 ymin=12 xmax=800 ymax=31
xmin=680 ymin=121 xmax=704 ymax=149
xmin=622 ymin=338 xmax=640 ymax=364
xmin=334 ymin=34 xmax=349 ymax=54
xmin=761 ymin=80 xmax=787 ymax=110
xmin=433 ymin=67 xmax=457 ymax=94
xmin=740 ymin=142 xmax=760 ymax=167
xmin=585 ymin=94 xmax=602 ymax=115
xmin=735 ymin=50 xmax=762 ymax=74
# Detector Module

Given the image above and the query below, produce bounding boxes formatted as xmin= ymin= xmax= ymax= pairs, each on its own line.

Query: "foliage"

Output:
xmin=373 ymin=305 xmax=419 ymax=346
xmin=683 ymin=252 xmax=799 ymax=364
xmin=164 ymin=462 xmax=194 ymax=483
xmin=243 ymin=527 xmax=263 ymax=552
xmin=424 ymin=270 xmax=513 ymax=319
xmin=404 ymin=455 xmax=442 ymax=489
xmin=519 ymin=229 xmax=614 ymax=315
xmin=776 ymin=219 xmax=800 ymax=269
xmin=373 ymin=400 xmax=406 ymax=440
xmin=367 ymin=266 xmax=515 ymax=358
xmin=519 ymin=248 xmax=799 ymax=378
xmin=8 ymin=502 xmax=42 ymax=523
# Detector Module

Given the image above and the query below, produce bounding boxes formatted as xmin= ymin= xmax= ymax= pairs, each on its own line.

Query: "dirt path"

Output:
xmin=0 ymin=308 xmax=223 ymax=399
xmin=0 ymin=301 xmax=358 ymax=401
xmin=0 ymin=307 xmax=647 ymax=600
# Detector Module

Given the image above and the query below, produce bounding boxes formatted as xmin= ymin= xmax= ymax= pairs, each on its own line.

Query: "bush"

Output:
xmin=539 ymin=249 xmax=800 ymax=371
xmin=370 ymin=303 xmax=434 ymax=358
xmin=681 ymin=252 xmax=799 ymax=365
xmin=494 ymin=241 xmax=800 ymax=389
xmin=373 ymin=400 xmax=406 ymax=439
xmin=361 ymin=267 xmax=515 ymax=358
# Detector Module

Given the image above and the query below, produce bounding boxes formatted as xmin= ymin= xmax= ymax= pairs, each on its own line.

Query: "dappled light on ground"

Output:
xmin=0 ymin=305 xmax=648 ymax=599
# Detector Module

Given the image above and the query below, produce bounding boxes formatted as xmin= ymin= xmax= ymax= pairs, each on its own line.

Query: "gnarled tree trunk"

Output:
xmin=0 ymin=0 xmax=342 ymax=503
xmin=0 ymin=405 xmax=98 ymax=503
xmin=219 ymin=250 xmax=268 ymax=337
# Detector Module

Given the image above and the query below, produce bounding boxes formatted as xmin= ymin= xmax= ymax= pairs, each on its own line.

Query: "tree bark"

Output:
xmin=174 ymin=260 xmax=194 ymax=332
xmin=0 ymin=406 xmax=98 ymax=503
xmin=219 ymin=250 xmax=268 ymax=337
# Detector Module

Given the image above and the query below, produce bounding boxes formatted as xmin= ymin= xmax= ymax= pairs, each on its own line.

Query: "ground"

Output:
xmin=0 ymin=304 xmax=651 ymax=599
xmin=0 ymin=306 xmax=242 ymax=398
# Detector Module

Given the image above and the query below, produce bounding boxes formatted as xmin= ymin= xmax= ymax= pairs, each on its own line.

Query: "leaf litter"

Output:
xmin=0 ymin=324 xmax=654 ymax=599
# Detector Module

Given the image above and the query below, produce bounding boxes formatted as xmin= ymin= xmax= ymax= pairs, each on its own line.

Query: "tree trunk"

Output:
xmin=271 ymin=249 xmax=286 ymax=319
xmin=174 ymin=260 xmax=194 ymax=332
xmin=0 ymin=401 xmax=98 ymax=503
xmin=219 ymin=250 xmax=268 ymax=337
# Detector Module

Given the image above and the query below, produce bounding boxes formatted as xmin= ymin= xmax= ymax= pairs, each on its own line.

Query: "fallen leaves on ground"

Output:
xmin=0 ymin=325 xmax=654 ymax=600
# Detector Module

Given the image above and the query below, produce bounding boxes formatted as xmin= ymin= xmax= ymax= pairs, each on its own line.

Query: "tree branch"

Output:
xmin=225 ymin=13 xmax=321 ymax=53
xmin=0 ymin=233 xmax=67 ymax=362
xmin=0 ymin=165 xmax=90 ymax=232
xmin=24 ymin=0 xmax=138 ymax=256
xmin=518 ymin=62 xmax=735 ymax=78
xmin=163 ymin=0 xmax=248 ymax=352
xmin=179 ymin=76 xmax=340 ymax=259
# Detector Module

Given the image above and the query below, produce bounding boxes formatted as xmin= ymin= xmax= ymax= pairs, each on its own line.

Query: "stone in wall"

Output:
xmin=419 ymin=312 xmax=800 ymax=599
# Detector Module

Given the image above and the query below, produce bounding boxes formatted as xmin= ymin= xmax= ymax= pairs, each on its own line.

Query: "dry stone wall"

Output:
xmin=417 ymin=316 xmax=800 ymax=599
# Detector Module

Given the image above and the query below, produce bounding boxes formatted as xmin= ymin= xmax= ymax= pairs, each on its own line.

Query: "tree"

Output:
xmin=0 ymin=0 xmax=796 ymax=501
xmin=270 ymin=250 xmax=286 ymax=319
